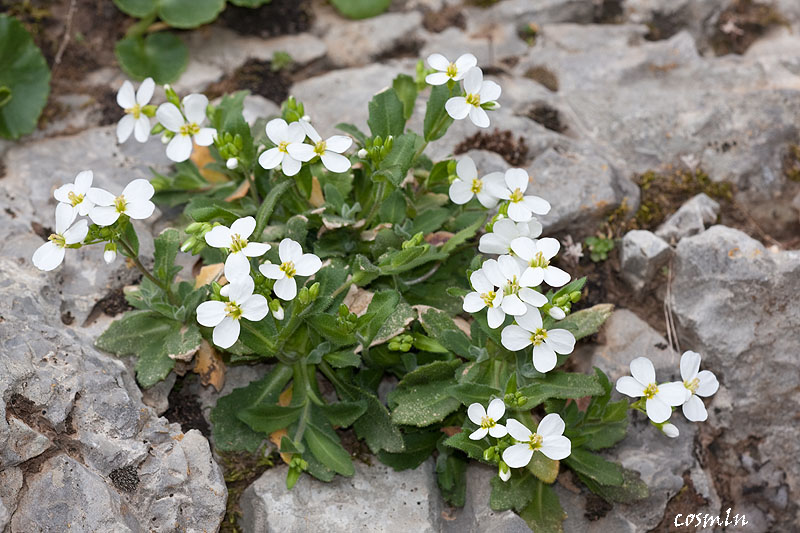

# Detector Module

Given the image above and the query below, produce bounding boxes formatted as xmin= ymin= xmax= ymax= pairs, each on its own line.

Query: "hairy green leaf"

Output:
xmin=115 ymin=32 xmax=188 ymax=84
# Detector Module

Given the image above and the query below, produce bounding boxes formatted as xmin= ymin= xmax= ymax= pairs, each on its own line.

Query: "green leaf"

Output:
xmin=417 ymin=307 xmax=472 ymax=358
xmin=330 ymin=0 xmax=391 ymax=19
xmin=443 ymin=431 xmax=483 ymax=461
xmin=305 ymin=417 xmax=354 ymax=476
xmin=557 ymin=303 xmax=614 ymax=341
xmin=115 ymin=32 xmax=188 ymax=84
xmin=112 ymin=0 xmax=156 ymax=17
xmin=410 ymin=207 xmax=450 ymax=234
xmin=441 ymin=212 xmax=487 ymax=254
xmin=229 ymin=0 xmax=272 ymax=6
xmin=307 ymin=314 xmax=356 ymax=347
xmin=153 ymin=228 xmax=182 ymax=286
xmin=379 ymin=190 xmax=406 ymax=224
xmin=356 ymin=290 xmax=400 ymax=347
xmin=210 ymin=364 xmax=294 ymax=452
xmin=185 ymin=196 xmax=251 ymax=223
xmin=528 ymin=452 xmax=560 ymax=484
xmin=378 ymin=430 xmax=440 ymax=471
xmin=447 ymin=382 xmax=501 ymax=406
xmin=367 ymin=87 xmax=406 ymax=139
xmin=254 ymin=179 xmax=294 ymax=239
xmin=392 ymin=74 xmax=418 ymax=120
xmin=576 ymin=467 xmax=649 ymax=504
xmin=323 ymin=349 xmax=361 ymax=368
xmin=490 ymin=471 xmax=539 ymax=512
xmin=0 ymin=15 xmax=50 ymax=140
xmin=335 ymin=122 xmax=367 ymax=145
xmin=518 ymin=481 xmax=566 ymax=533
xmin=376 ymin=133 xmax=421 ymax=186
xmin=238 ymin=404 xmax=303 ymax=435
xmin=517 ymin=372 xmax=605 ymax=410
xmin=158 ymin=0 xmax=225 ymax=28
xmin=389 ymin=360 xmax=461 ymax=427
xmin=423 ymin=84 xmax=455 ymax=142
xmin=320 ymin=400 xmax=367 ymax=428
xmin=563 ymin=448 xmax=623 ymax=486
xmin=436 ymin=441 xmax=467 ymax=506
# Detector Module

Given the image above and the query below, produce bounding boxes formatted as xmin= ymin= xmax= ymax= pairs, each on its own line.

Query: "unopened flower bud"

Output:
xmin=309 ymin=282 xmax=320 ymax=300
xmin=181 ymin=236 xmax=198 ymax=253
xmin=298 ymin=286 xmax=310 ymax=305
xmin=103 ymin=243 xmax=117 ymax=264
xmin=662 ymin=423 xmax=679 ymax=438
xmin=548 ymin=306 xmax=566 ymax=320
xmin=301 ymin=115 xmax=310 ymax=122
xmin=483 ymin=448 xmax=496 ymax=461
xmin=358 ymin=148 xmax=368 ymax=159
xmin=161 ymin=133 xmax=170 ymax=144
xmin=226 ymin=157 xmax=238 ymax=170
xmin=499 ymin=461 xmax=511 ymax=482
xmin=272 ymin=304 xmax=285 ymax=320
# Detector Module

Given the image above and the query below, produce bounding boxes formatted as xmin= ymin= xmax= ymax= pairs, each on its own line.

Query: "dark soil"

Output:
xmin=421 ymin=5 xmax=466 ymax=33
xmin=219 ymin=0 xmax=312 ymax=39
xmin=645 ymin=10 xmax=685 ymax=41
xmin=454 ymin=128 xmax=529 ymax=167
xmin=96 ymin=287 xmax=133 ymax=316
xmin=109 ymin=464 xmax=140 ymax=492
xmin=649 ymin=472 xmax=709 ymax=532
xmin=205 ymin=58 xmax=292 ymax=105
xmin=524 ymin=66 xmax=559 ymax=92
xmin=219 ymin=450 xmax=278 ymax=533
xmin=526 ymin=102 xmax=566 ymax=133
xmin=163 ymin=376 xmax=211 ymax=439
xmin=584 ymin=493 xmax=613 ymax=521
xmin=711 ymin=0 xmax=788 ymax=56
xmin=593 ymin=0 xmax=624 ymax=24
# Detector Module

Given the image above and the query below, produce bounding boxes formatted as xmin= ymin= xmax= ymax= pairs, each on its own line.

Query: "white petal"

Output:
xmin=227 ymin=274 xmax=255 ymax=303
xmin=182 ymin=93 xmax=209 ymax=124
xmin=287 ymin=142 xmax=316 ymax=162
xmin=479 ymin=233 xmax=509 ymax=255
xmin=87 ymin=187 xmax=115 ymax=206
xmin=448 ymin=179 xmax=473 ymax=205
xmin=55 ymin=202 xmax=76 ymax=233
xmin=274 ymin=276 xmax=297 ymax=301
xmin=543 ymin=266 xmax=570 ymax=288
xmin=136 ymin=77 xmax=155 ymax=105
xmin=266 ymin=118 xmax=289 ymax=144
xmin=230 ymin=216 xmax=256 ymax=239
xmin=225 ymin=252 xmax=251 ymax=280
xmin=501 ymin=294 xmax=527 ymax=316
xmin=481 ymin=259 xmax=505 ymax=287
xmin=243 ymin=242 xmax=270 ymax=258
xmin=476 ymin=190 xmax=499 ymax=208
xmin=213 ymin=316 xmax=240 ymax=349
xmin=259 ymin=263 xmax=283 ymax=280
xmin=509 ymin=236 xmax=535 ymax=261
xmin=426 ymin=52 xmax=450 ymax=71
xmin=695 ymin=371 xmax=719 ymax=397
xmin=279 ymin=238 xmax=303 ymax=263
xmin=156 ymin=102 xmax=185 ymax=132
xmin=425 ymin=72 xmax=450 ymax=85
xmin=505 ymin=168 xmax=529 ymax=192
xmin=62 ymin=219 xmax=88 ymax=245
xmin=479 ymin=80 xmax=502 ymax=103
xmin=321 ymin=151 xmax=351 ymax=173
xmin=469 ymin=427 xmax=489 ymax=440
xmin=194 ymin=128 xmax=216 ymax=146
xmin=544 ymin=329 xmax=575 ymax=355
xmin=682 ymin=395 xmax=708 ymax=422
xmin=445 ymin=97 xmax=470 ymax=120
xmin=518 ymin=287 xmax=547 ymax=307
xmin=662 ymin=423 xmax=680 ymax=438
xmin=548 ymin=306 xmax=566 ymax=320
xmin=281 ymin=155 xmax=302 ymax=177
xmin=487 ymin=307 xmax=505 ymax=329
xmin=456 ymin=156 xmax=478 ymax=181
xmin=505 ymin=418 xmax=532 ymax=442
xmin=503 ymin=444 xmax=533 ymax=468
xmin=116 ymin=80 xmax=136 ymax=108
xmin=523 ymin=195 xmax=551 ymax=215
xmin=299 ymin=119 xmax=321 ymax=142
xmin=295 ymin=254 xmax=322 ymax=276
xmin=286 ymin=121 xmax=306 ymax=143
xmin=539 ymin=435 xmax=571 ymax=460
xmin=32 ymin=242 xmax=65 ymax=271
xmin=258 ymin=147 xmax=283 ymax=169
xmin=533 ymin=343 xmax=558 ymax=373
xmin=507 ymin=201 xmax=532 ymax=222
xmin=536 ymin=237 xmax=559 ymax=259
xmin=88 ymin=206 xmax=120 ymax=226
xmin=645 ymin=396 xmax=672 ymax=423
xmin=497 ymin=254 xmax=521 ymax=279
xmin=325 ymin=135 xmax=352 ymax=153
xmin=489 ymin=424 xmax=508 ymax=438
xmin=196 ymin=300 xmax=226 ymax=327
xmin=487 ymin=398 xmax=505 ymax=420
xmin=615 ymin=376 xmax=645 ymax=398
xmin=463 ymin=67 xmax=483 ymax=94
xmin=515 ymin=307 xmax=543 ymax=332
xmin=53 ymin=183 xmax=74 ymax=204
xmin=166 ymin=135 xmax=193 ymax=163
xmin=520 ymin=267 xmax=545 ymax=287
xmin=134 ymin=116 xmax=151 ymax=143
xmin=468 ymin=106 xmax=490 ymax=128
xmin=537 ymin=413 xmax=565 ymax=438
xmin=125 ymin=200 xmax=155 ymax=220
xmin=454 ymin=53 xmax=477 ymax=75
xmin=524 ymin=219 xmax=543 ymax=238
xmin=501 ymin=325 xmax=531 ymax=351
xmin=630 ymin=357 xmax=656 ymax=386
xmin=241 ymin=294 xmax=269 ymax=321
xmin=658 ymin=382 xmax=690 ymax=406
xmin=680 ymin=350 xmax=702 ymax=381
xmin=77 ymin=198 xmax=95 ymax=217
xmin=204 ymin=225 xmax=233 ymax=248
xmin=116 ymin=114 xmax=135 ymax=143
xmin=467 ymin=402 xmax=487 ymax=425
xmin=470 ymin=270 xmax=493 ymax=294
xmin=122 ymin=178 xmax=155 ymax=202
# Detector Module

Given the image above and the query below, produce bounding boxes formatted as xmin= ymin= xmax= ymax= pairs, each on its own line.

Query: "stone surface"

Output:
xmin=0 ymin=258 xmax=227 ymax=532
xmin=656 ymin=193 xmax=720 ymax=244
xmin=670 ymin=226 xmax=800 ymax=531
xmin=324 ymin=12 xmax=424 ymax=67
xmin=620 ymin=230 xmax=673 ymax=291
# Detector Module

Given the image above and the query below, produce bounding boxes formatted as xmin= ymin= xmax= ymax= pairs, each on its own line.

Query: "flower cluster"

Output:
xmin=616 ymin=352 xmax=719 ymax=436
xmin=426 ymin=53 xmax=501 ymax=128
xmin=258 ymin=118 xmax=352 ymax=176
xmin=32 ymin=170 xmax=155 ymax=271
xmin=467 ymin=399 xmax=571 ymax=482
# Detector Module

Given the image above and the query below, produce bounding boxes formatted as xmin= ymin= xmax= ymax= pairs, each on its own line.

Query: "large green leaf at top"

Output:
xmin=0 ymin=15 xmax=50 ymax=140
xmin=229 ymin=0 xmax=273 ymax=6
xmin=367 ymin=88 xmax=405 ymax=139
xmin=115 ymin=0 xmax=225 ymax=28
xmin=115 ymin=32 xmax=188 ymax=84
xmin=330 ymin=0 xmax=391 ymax=19
xmin=113 ymin=0 xmax=157 ymax=17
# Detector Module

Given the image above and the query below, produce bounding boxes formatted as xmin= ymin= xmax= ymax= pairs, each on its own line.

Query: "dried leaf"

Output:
xmin=193 ymin=340 xmax=226 ymax=391
xmin=342 ymin=285 xmax=374 ymax=316
xmin=195 ymin=263 xmax=224 ymax=288
xmin=360 ymin=223 xmax=392 ymax=242
xmin=425 ymin=231 xmax=455 ymax=247
xmin=224 ymin=179 xmax=250 ymax=202
xmin=309 ymin=176 xmax=325 ymax=207
xmin=190 ymin=144 xmax=228 ymax=183
xmin=271 ymin=384 xmax=294 ymax=465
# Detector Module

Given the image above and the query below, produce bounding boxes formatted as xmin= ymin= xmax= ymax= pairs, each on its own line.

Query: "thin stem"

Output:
xmin=330 ymin=278 xmax=354 ymax=300
xmin=364 ymin=180 xmax=386 ymax=227
xmin=117 ymin=237 xmax=174 ymax=303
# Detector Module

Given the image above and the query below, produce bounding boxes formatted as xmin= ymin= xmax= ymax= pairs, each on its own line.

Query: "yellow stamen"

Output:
xmin=528 ymin=433 xmax=543 ymax=450
xmin=530 ymin=328 xmax=547 ymax=346
xmin=509 ymin=188 xmax=524 ymax=203
xmin=278 ymin=140 xmax=290 ymax=153
xmin=114 ymin=196 xmax=127 ymax=214
xmin=684 ymin=377 xmax=700 ymax=394
xmin=67 ymin=191 xmax=84 ymax=207
xmin=313 ymin=140 xmax=327 ymax=156
xmin=480 ymin=416 xmax=496 ymax=429
xmin=180 ymin=122 xmax=200 ymax=137
xmin=465 ymin=93 xmax=481 ymax=107
xmin=643 ymin=383 xmax=659 ymax=399
xmin=446 ymin=62 xmax=458 ymax=78
xmin=230 ymin=234 xmax=248 ymax=254
xmin=529 ymin=251 xmax=549 ymax=269
xmin=48 ymin=233 xmax=66 ymax=248
xmin=502 ymin=276 xmax=520 ymax=296
xmin=224 ymin=301 xmax=242 ymax=320
xmin=280 ymin=261 xmax=296 ymax=278
xmin=470 ymin=178 xmax=483 ymax=194
xmin=480 ymin=290 xmax=496 ymax=306
xmin=125 ymin=104 xmax=142 ymax=119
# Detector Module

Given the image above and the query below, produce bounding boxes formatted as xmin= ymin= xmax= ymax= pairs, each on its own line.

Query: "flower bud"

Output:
xmin=301 ymin=115 xmax=310 ymax=122
xmin=186 ymin=222 xmax=203 ymax=234
xmin=181 ymin=236 xmax=198 ymax=253
xmin=662 ymin=423 xmax=679 ymax=438
xmin=358 ymin=148 xmax=368 ymax=159
xmin=569 ymin=291 xmax=581 ymax=303
xmin=226 ymin=158 xmax=239 ymax=170
xmin=103 ymin=243 xmax=117 ymax=264
xmin=498 ymin=461 xmax=511 ymax=482
xmin=483 ymin=448 xmax=496 ymax=461
xmin=548 ymin=306 xmax=566 ymax=320
xmin=161 ymin=133 xmax=170 ymax=144
xmin=272 ymin=304 xmax=285 ymax=320
xmin=308 ymin=282 xmax=320 ymax=300
xmin=298 ymin=286 xmax=310 ymax=305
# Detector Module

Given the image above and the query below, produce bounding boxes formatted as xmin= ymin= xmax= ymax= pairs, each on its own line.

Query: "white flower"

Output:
xmin=502 ymin=414 xmax=571 ymax=467
xmin=463 ymin=269 xmax=504 ymax=328
xmin=32 ymin=204 xmax=88 ymax=271
xmin=501 ymin=308 xmax=575 ymax=373
xmin=679 ymin=351 xmax=719 ymax=422
xmin=258 ymin=118 xmax=306 ymax=177
xmin=467 ymin=398 xmax=508 ymax=440
xmin=204 ymin=216 xmax=270 ymax=280
xmin=488 ymin=168 xmax=550 ymax=222
xmin=425 ymin=53 xmax=477 ymax=85
xmin=259 ymin=238 xmax=322 ymax=301
xmin=103 ymin=243 xmax=117 ymax=264
xmin=510 ymin=237 xmax=571 ymax=288
xmin=156 ymin=94 xmax=216 ymax=163
xmin=196 ymin=275 xmax=269 ymax=349
xmin=116 ymin=77 xmax=154 ymax=143
xmin=482 ymin=255 xmax=547 ymax=318
xmin=615 ymin=357 xmax=688 ymax=424
xmin=448 ymin=156 xmax=503 ymax=208
xmin=87 ymin=179 xmax=155 ymax=227
xmin=445 ymin=67 xmax=501 ymax=128
xmin=54 ymin=170 xmax=94 ymax=219
xmin=287 ymin=120 xmax=352 ymax=173
xmin=498 ymin=462 xmax=511 ymax=482
xmin=478 ymin=218 xmax=542 ymax=255
xmin=662 ymin=423 xmax=680 ymax=438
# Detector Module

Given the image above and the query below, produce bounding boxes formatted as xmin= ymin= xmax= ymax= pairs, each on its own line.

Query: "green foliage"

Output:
xmin=584 ymin=235 xmax=615 ymax=262
xmin=367 ymin=88 xmax=406 ymax=139
xmin=115 ymin=32 xmax=188 ymax=84
xmin=330 ymin=0 xmax=392 ymax=19
xmin=0 ymin=15 xmax=50 ymax=140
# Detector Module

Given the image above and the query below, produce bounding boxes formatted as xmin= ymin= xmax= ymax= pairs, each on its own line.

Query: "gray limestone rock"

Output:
xmin=655 ymin=193 xmax=720 ymax=244
xmin=620 ymin=230 xmax=673 ymax=291
xmin=324 ymin=12 xmax=424 ymax=67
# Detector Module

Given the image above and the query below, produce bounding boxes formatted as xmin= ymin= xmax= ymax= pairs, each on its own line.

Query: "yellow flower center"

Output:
xmin=502 ymin=276 xmax=520 ymax=296
xmin=529 ymin=251 xmax=549 ymax=269
xmin=684 ymin=377 xmax=700 ymax=394
xmin=470 ymin=178 xmax=483 ymax=194
xmin=528 ymin=433 xmax=543 ymax=450
xmin=465 ymin=93 xmax=481 ymax=107
xmin=643 ymin=383 xmax=659 ymax=399
xmin=509 ymin=188 xmax=525 ymax=203
xmin=280 ymin=261 xmax=296 ymax=278
xmin=446 ymin=62 xmax=458 ymax=78
xmin=530 ymin=328 xmax=547 ymax=346
xmin=313 ymin=140 xmax=327 ymax=156
xmin=480 ymin=290 xmax=496 ymax=306
xmin=224 ymin=301 xmax=242 ymax=320
xmin=230 ymin=234 xmax=248 ymax=254
xmin=126 ymin=104 xmax=141 ymax=119
xmin=114 ymin=195 xmax=127 ymax=214
xmin=278 ymin=140 xmax=290 ymax=153
xmin=180 ymin=122 xmax=200 ymax=137
xmin=67 ymin=191 xmax=84 ymax=207
xmin=480 ymin=416 xmax=496 ymax=430
xmin=48 ymin=233 xmax=66 ymax=248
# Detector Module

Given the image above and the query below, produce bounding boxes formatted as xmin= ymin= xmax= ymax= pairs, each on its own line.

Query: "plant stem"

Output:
xmin=364 ymin=180 xmax=386 ymax=227
xmin=117 ymin=236 xmax=175 ymax=304
xmin=330 ymin=278 xmax=354 ymax=299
